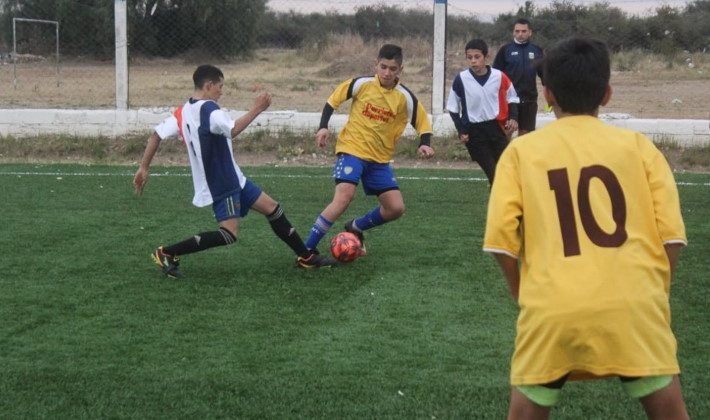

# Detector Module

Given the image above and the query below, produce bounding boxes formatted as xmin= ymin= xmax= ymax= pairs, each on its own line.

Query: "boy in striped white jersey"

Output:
xmin=447 ymin=39 xmax=519 ymax=185
xmin=133 ymin=65 xmax=336 ymax=278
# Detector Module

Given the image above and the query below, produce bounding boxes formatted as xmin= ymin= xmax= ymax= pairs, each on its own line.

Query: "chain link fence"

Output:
xmin=0 ymin=0 xmax=708 ymax=119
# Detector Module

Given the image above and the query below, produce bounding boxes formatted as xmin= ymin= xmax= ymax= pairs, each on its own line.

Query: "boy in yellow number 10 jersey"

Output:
xmin=483 ymin=37 xmax=689 ymax=419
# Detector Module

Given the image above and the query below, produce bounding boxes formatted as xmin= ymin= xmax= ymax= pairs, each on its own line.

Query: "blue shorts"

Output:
xmin=333 ymin=153 xmax=399 ymax=196
xmin=212 ymin=179 xmax=262 ymax=222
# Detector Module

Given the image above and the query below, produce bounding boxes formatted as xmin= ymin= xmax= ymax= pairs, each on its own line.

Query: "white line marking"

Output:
xmin=0 ymin=170 xmax=707 ymax=186
xmin=0 ymin=171 xmax=192 ymax=177
xmin=0 ymin=171 xmax=490 ymax=182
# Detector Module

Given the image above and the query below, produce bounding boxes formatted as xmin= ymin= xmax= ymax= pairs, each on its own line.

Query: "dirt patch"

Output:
xmin=605 ymin=72 xmax=709 ymax=119
xmin=1 ymin=46 xmax=707 ymax=172
xmin=1 ymin=49 xmax=708 ymax=119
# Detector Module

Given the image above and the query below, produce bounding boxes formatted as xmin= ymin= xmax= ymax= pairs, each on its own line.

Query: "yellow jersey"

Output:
xmin=483 ymin=115 xmax=687 ymax=385
xmin=328 ymin=74 xmax=433 ymax=163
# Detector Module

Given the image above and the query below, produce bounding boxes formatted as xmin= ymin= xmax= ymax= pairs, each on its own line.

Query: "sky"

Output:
xmin=266 ymin=0 xmax=691 ymax=21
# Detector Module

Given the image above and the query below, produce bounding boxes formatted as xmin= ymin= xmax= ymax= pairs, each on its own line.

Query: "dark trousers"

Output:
xmin=464 ymin=120 xmax=509 ymax=185
xmin=518 ymin=101 xmax=538 ymax=132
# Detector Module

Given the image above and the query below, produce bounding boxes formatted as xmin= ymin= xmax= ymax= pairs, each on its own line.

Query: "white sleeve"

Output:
xmin=209 ymin=109 xmax=235 ymax=138
xmin=446 ymin=87 xmax=461 ymax=113
xmin=154 ymin=115 xmax=179 ymax=140
xmin=507 ymin=84 xmax=520 ymax=104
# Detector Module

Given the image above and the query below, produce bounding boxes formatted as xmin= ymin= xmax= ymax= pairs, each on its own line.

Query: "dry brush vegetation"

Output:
xmin=1 ymin=34 xmax=708 ymax=119
xmin=0 ymin=35 xmax=708 ymax=171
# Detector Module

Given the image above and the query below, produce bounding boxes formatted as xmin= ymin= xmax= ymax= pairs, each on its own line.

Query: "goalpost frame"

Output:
xmin=12 ymin=17 xmax=60 ymax=89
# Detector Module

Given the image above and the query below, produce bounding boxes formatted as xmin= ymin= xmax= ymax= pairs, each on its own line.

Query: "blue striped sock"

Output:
xmin=305 ymin=214 xmax=333 ymax=251
xmin=354 ymin=207 xmax=385 ymax=231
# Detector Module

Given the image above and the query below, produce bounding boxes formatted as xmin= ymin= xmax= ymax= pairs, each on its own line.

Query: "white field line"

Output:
xmin=0 ymin=171 xmax=490 ymax=182
xmin=0 ymin=170 xmax=707 ymax=186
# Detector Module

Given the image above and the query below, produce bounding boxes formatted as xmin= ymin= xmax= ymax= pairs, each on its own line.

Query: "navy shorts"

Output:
xmin=212 ymin=179 xmax=262 ymax=222
xmin=333 ymin=153 xmax=399 ymax=196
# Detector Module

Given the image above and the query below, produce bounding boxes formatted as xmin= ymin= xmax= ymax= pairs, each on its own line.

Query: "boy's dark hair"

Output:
xmin=193 ymin=64 xmax=224 ymax=89
xmin=514 ymin=18 xmax=531 ymax=28
xmin=465 ymin=39 xmax=488 ymax=56
xmin=542 ymin=37 xmax=610 ymax=114
xmin=378 ymin=44 xmax=403 ymax=64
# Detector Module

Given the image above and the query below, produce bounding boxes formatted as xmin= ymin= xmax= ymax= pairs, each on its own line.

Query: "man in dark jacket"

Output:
xmin=493 ymin=18 xmax=544 ymax=136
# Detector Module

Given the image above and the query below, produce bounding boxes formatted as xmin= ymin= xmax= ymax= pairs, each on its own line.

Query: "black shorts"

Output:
xmin=517 ymin=101 xmax=538 ymax=132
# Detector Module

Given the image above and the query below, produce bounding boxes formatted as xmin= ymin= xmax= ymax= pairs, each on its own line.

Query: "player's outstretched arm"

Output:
xmin=315 ymin=103 xmax=335 ymax=148
xmin=231 ymin=92 xmax=271 ymax=138
xmin=133 ymin=131 xmax=161 ymax=195
xmin=504 ymin=119 xmax=519 ymax=136
xmin=492 ymin=253 xmax=521 ymax=303
xmin=417 ymin=133 xmax=434 ymax=158
xmin=665 ymin=243 xmax=685 ymax=278
xmin=315 ymin=128 xmax=330 ymax=148
xmin=417 ymin=144 xmax=434 ymax=158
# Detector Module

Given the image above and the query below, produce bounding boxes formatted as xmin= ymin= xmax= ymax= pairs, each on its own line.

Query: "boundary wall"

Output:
xmin=0 ymin=109 xmax=708 ymax=146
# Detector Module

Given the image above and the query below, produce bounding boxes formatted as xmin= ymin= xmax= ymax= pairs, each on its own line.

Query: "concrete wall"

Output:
xmin=1 ymin=108 xmax=708 ymax=146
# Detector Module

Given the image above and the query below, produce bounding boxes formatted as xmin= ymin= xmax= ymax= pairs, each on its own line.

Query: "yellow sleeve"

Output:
xmin=483 ymin=146 xmax=523 ymax=257
xmin=326 ymin=79 xmax=354 ymax=110
xmin=413 ymin=101 xmax=433 ymax=135
xmin=640 ymin=136 xmax=687 ymax=244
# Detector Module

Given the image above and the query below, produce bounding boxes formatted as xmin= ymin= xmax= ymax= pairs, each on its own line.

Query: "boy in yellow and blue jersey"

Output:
xmin=304 ymin=44 xmax=435 ymax=255
xmin=483 ymin=38 xmax=689 ymax=419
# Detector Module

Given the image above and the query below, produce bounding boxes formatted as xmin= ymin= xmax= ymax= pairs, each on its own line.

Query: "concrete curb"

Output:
xmin=1 ymin=109 xmax=708 ymax=146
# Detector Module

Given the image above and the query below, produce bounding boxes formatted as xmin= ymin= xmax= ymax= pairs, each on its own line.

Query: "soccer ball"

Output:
xmin=330 ymin=232 xmax=365 ymax=263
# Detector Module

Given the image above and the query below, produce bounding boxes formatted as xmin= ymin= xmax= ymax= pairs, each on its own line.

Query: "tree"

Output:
xmin=0 ymin=0 xmax=115 ymax=58
xmin=354 ymin=5 xmax=431 ymax=42
xmin=0 ymin=0 xmax=267 ymax=59
xmin=129 ymin=0 xmax=266 ymax=58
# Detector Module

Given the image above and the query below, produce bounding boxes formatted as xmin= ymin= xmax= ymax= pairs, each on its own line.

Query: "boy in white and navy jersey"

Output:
xmin=447 ymin=38 xmax=519 ymax=185
xmin=133 ymin=65 xmax=335 ymax=278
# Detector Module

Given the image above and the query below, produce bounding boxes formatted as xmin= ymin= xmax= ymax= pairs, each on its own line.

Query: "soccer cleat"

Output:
xmin=344 ymin=219 xmax=366 ymax=252
xmin=297 ymin=251 xmax=339 ymax=269
xmin=151 ymin=246 xmax=183 ymax=278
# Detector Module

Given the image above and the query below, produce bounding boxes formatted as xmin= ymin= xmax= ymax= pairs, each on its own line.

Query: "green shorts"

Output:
xmin=516 ymin=375 xmax=673 ymax=407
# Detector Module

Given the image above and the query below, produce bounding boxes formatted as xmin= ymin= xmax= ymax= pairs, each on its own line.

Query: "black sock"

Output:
xmin=163 ymin=227 xmax=236 ymax=256
xmin=267 ymin=204 xmax=309 ymax=257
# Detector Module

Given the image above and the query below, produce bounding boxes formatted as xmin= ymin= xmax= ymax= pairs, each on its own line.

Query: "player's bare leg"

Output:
xmin=507 ymin=387 xmax=551 ymax=420
xmin=250 ymin=191 xmax=279 ymax=216
xmin=638 ymin=375 xmax=689 ymax=420
xmin=321 ymin=182 xmax=357 ymax=222
xmin=304 ymin=182 xmax=357 ymax=252
xmin=249 ymin=192 xmax=336 ymax=268
xmin=218 ymin=216 xmax=240 ymax=238
xmin=376 ymin=189 xmax=405 ymax=221
xmin=342 ymin=188 xmax=404 ymax=251
xmin=152 ymin=214 xmax=239 ymax=279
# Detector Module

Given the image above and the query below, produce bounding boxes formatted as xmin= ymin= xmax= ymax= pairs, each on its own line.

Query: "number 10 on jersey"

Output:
xmin=548 ymin=165 xmax=628 ymax=257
